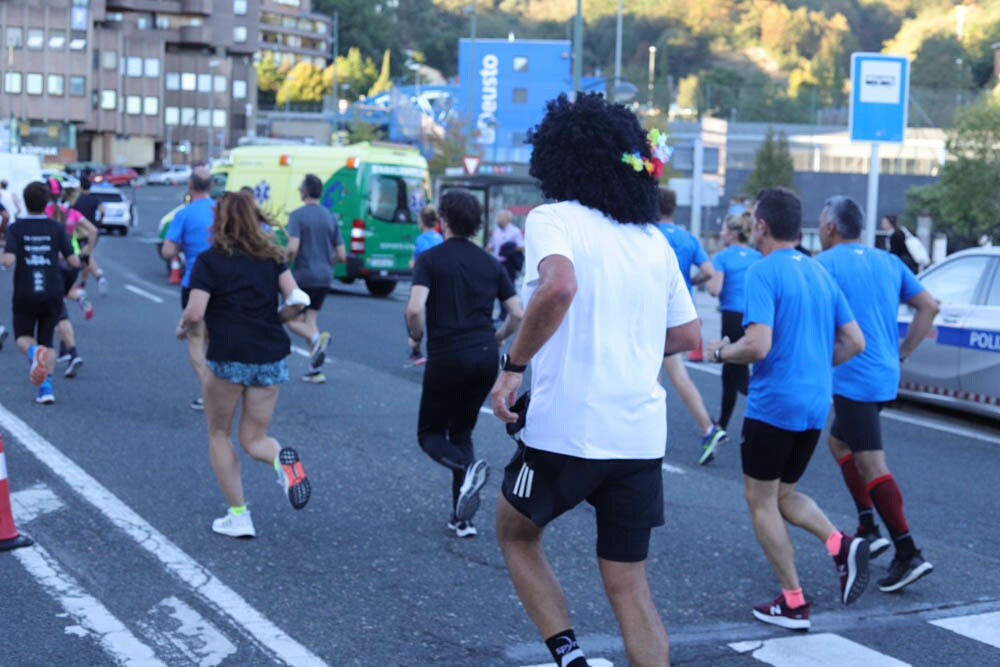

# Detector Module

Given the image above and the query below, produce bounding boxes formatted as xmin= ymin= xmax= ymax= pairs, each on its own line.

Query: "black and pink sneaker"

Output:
xmin=833 ymin=532 xmax=870 ymax=604
xmin=752 ymin=594 xmax=811 ymax=631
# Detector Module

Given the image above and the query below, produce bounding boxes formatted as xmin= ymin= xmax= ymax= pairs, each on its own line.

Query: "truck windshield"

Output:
xmin=369 ymin=173 xmax=426 ymax=223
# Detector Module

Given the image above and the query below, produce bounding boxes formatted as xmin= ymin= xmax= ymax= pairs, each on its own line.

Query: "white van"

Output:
xmin=0 ymin=152 xmax=43 ymax=213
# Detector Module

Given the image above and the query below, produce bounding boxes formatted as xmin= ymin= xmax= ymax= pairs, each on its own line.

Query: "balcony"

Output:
xmin=181 ymin=0 xmax=212 ymax=15
xmin=179 ymin=24 xmax=214 ymax=46
xmin=106 ymin=0 xmax=180 ymax=11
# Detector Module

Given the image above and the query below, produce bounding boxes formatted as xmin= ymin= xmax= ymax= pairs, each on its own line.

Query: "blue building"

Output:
xmin=458 ymin=38 xmax=579 ymax=164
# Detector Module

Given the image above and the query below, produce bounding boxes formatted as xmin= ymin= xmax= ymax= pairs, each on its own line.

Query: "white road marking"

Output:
xmin=685 ymin=360 xmax=721 ymax=376
xmin=11 ymin=484 xmax=64 ymax=523
xmin=881 ymin=409 xmax=1000 ymax=445
xmin=661 ymin=463 xmax=686 ymax=475
xmin=729 ymin=633 xmax=910 ymax=666
xmin=124 ymin=284 xmax=164 ymax=303
xmin=0 ymin=402 xmax=327 ymax=667
xmin=140 ymin=597 xmax=237 ymax=667
xmin=12 ymin=543 xmax=167 ymax=666
xmin=930 ymin=611 xmax=1000 ymax=649
xmin=521 ymin=660 xmax=614 ymax=667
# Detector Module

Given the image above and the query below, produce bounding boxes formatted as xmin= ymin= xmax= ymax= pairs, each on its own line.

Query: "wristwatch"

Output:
xmin=714 ymin=345 xmax=724 ymax=362
xmin=500 ymin=353 xmax=527 ymax=373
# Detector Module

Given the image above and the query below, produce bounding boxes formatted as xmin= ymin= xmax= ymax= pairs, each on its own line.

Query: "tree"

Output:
xmin=255 ymin=51 xmax=286 ymax=94
xmin=368 ymin=50 xmax=393 ymax=97
xmin=742 ymin=127 xmax=795 ymax=196
xmin=276 ymin=61 xmax=327 ymax=105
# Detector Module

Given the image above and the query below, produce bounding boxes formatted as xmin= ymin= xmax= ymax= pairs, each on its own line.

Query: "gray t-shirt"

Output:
xmin=287 ymin=202 xmax=342 ymax=287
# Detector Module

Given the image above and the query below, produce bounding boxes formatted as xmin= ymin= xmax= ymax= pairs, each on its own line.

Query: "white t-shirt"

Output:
xmin=521 ymin=200 xmax=697 ymax=460
xmin=487 ymin=222 xmax=524 ymax=259
xmin=0 ymin=189 xmax=18 ymax=216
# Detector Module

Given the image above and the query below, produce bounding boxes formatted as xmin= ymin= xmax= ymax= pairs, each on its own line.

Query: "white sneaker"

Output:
xmin=98 ymin=276 xmax=108 ymax=297
xmin=211 ymin=509 xmax=256 ymax=538
xmin=447 ymin=518 xmax=478 ymax=538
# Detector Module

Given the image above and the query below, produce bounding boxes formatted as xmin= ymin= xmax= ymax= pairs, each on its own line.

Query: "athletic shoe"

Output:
xmin=878 ymin=551 xmax=933 ymax=593
xmin=0 ymin=324 xmax=8 ymax=350
xmin=56 ymin=353 xmax=72 ymax=364
xmin=211 ymin=509 xmax=256 ymax=538
xmin=190 ymin=397 xmax=204 ymax=410
xmin=301 ymin=371 xmax=326 ymax=384
xmin=859 ymin=526 xmax=892 ymax=560
xmin=752 ymin=594 xmax=810 ymax=631
xmin=405 ymin=349 xmax=426 ymax=367
xmin=310 ymin=331 xmax=330 ymax=368
xmin=79 ymin=298 xmax=94 ymax=320
xmin=98 ymin=275 xmax=108 ymax=297
xmin=454 ymin=459 xmax=489 ymax=523
xmin=833 ymin=532 xmax=870 ymax=604
xmin=276 ymin=447 xmax=311 ymax=510
xmin=698 ymin=424 xmax=727 ymax=465
xmin=36 ymin=385 xmax=55 ymax=404
xmin=64 ymin=355 xmax=83 ymax=379
xmin=447 ymin=518 xmax=478 ymax=538
xmin=30 ymin=347 xmax=49 ymax=386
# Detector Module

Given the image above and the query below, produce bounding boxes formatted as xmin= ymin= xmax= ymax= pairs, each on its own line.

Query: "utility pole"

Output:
xmin=614 ymin=0 xmax=623 ymax=89
xmin=332 ymin=11 xmax=339 ymax=139
xmin=467 ymin=0 xmax=477 ymax=151
xmin=572 ymin=0 xmax=583 ymax=96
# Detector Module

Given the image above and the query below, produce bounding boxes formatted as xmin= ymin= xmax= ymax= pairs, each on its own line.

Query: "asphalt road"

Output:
xmin=0 ymin=185 xmax=998 ymax=666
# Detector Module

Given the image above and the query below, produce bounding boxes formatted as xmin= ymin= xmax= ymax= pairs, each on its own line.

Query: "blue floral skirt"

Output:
xmin=207 ymin=359 xmax=289 ymax=387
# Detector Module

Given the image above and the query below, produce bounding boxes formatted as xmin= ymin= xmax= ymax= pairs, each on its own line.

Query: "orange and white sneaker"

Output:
xmin=276 ymin=447 xmax=311 ymax=510
xmin=29 ymin=347 xmax=49 ymax=386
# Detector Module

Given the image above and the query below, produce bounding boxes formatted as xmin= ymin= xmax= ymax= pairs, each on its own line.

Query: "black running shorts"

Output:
xmin=741 ymin=417 xmax=820 ymax=484
xmin=12 ymin=298 xmax=62 ymax=348
xmin=830 ymin=395 xmax=885 ymax=453
xmin=301 ymin=286 xmax=327 ymax=312
xmin=501 ymin=442 xmax=664 ymax=562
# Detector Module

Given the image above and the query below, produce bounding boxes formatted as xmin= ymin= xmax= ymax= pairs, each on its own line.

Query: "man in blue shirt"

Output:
xmin=707 ymin=187 xmax=867 ymax=631
xmin=655 ymin=188 xmax=725 ymax=464
xmin=162 ymin=167 xmax=214 ymax=410
xmin=817 ymin=195 xmax=939 ymax=593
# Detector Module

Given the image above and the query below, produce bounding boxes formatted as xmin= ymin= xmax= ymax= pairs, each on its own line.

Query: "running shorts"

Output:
xmin=830 ymin=395 xmax=885 ymax=453
xmin=741 ymin=417 xmax=820 ymax=484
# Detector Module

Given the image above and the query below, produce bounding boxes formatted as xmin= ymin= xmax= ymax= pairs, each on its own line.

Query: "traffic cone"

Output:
xmin=168 ymin=258 xmax=182 ymax=284
xmin=688 ymin=338 xmax=704 ymax=362
xmin=0 ymin=433 xmax=34 ymax=552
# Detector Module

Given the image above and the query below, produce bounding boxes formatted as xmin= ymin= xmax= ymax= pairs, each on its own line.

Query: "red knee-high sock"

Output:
xmin=838 ymin=454 xmax=876 ymax=532
xmin=868 ymin=474 xmax=916 ymax=557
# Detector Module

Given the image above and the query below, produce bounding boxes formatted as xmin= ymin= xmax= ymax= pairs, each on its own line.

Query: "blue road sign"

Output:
xmin=849 ymin=53 xmax=910 ymax=144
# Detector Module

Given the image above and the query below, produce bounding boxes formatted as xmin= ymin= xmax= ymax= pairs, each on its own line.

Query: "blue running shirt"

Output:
xmin=656 ymin=222 xmax=709 ymax=294
xmin=816 ymin=244 xmax=924 ymax=402
xmin=166 ymin=197 xmax=214 ymax=287
xmin=712 ymin=245 xmax=762 ymax=312
xmin=743 ymin=249 xmax=855 ymax=431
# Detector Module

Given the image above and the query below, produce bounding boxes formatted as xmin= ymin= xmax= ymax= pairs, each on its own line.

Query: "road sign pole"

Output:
xmin=865 ymin=142 xmax=880 ymax=248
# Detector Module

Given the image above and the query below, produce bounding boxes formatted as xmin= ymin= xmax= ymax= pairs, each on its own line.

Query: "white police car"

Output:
xmin=898 ymin=246 xmax=1000 ymax=419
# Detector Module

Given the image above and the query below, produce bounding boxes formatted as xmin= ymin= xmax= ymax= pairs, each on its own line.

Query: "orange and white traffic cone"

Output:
xmin=688 ymin=338 xmax=704 ymax=362
xmin=0 ymin=433 xmax=34 ymax=552
xmin=168 ymin=258 xmax=182 ymax=285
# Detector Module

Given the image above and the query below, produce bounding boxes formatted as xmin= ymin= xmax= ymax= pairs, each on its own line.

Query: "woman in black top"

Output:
xmin=880 ymin=213 xmax=918 ymax=274
xmin=405 ymin=189 xmax=524 ymax=537
xmin=180 ymin=191 xmax=313 ymax=539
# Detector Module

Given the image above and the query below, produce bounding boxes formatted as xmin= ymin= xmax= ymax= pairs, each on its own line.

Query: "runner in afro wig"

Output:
xmin=526 ymin=92 xmax=660 ymax=225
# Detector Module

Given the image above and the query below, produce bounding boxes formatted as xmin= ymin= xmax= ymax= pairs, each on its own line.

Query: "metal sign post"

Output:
xmin=849 ymin=52 xmax=910 ymax=247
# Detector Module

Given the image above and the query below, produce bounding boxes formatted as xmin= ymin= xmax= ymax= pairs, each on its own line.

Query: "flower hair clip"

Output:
xmin=621 ymin=129 xmax=673 ymax=178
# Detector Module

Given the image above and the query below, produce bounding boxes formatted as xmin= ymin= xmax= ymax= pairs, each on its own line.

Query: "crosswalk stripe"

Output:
xmin=729 ymin=633 xmax=910 ymax=666
xmin=930 ymin=611 xmax=1000 ymax=650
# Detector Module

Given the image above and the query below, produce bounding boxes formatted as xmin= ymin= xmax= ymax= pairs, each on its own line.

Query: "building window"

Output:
xmin=214 ymin=75 xmax=226 ymax=94
xmin=233 ymin=80 xmax=247 ymax=99
xmin=69 ymin=75 xmax=85 ymax=96
xmin=72 ymin=0 xmax=88 ymax=5
xmin=101 ymin=49 xmax=117 ymax=70
xmin=144 ymin=58 xmax=160 ymax=78
xmin=181 ymin=73 xmax=196 ymax=91
xmin=144 ymin=96 xmax=158 ymax=115
xmin=25 ymin=73 xmax=43 ymax=95
xmin=197 ymin=73 xmax=211 ymax=93
xmin=4 ymin=72 xmax=22 ymax=94
xmin=197 ymin=109 xmax=211 ymax=127
xmin=127 ymin=57 xmax=143 ymax=77
xmin=212 ymin=109 xmax=227 ymax=128
xmin=100 ymin=90 xmax=117 ymax=110
xmin=165 ymin=73 xmax=180 ymax=91
xmin=234 ymin=0 xmax=248 ymax=15
xmin=164 ymin=106 xmax=180 ymax=125
xmin=513 ymin=56 xmax=529 ymax=72
xmin=181 ymin=107 xmax=196 ymax=126
xmin=512 ymin=87 xmax=527 ymax=104
xmin=126 ymin=95 xmax=142 ymax=115
xmin=49 ymin=30 xmax=66 ymax=50
xmin=69 ymin=32 xmax=86 ymax=50
xmin=234 ymin=26 xmax=248 ymax=43
xmin=26 ymin=29 xmax=44 ymax=50
xmin=47 ymin=74 xmax=64 ymax=95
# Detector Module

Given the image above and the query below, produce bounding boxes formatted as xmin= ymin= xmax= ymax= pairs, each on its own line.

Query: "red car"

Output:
xmin=92 ymin=167 xmax=139 ymax=187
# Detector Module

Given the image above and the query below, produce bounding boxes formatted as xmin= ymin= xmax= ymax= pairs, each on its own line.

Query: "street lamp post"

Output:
xmin=466 ymin=0 xmax=477 ymax=152
xmin=572 ymin=0 xmax=583 ymax=96
xmin=614 ymin=0 xmax=623 ymax=90
xmin=647 ymin=46 xmax=656 ymax=110
xmin=207 ymin=58 xmax=219 ymax=162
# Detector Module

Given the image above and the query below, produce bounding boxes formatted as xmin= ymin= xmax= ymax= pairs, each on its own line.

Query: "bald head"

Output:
xmin=190 ymin=166 xmax=212 ymax=195
xmin=496 ymin=209 xmax=512 ymax=229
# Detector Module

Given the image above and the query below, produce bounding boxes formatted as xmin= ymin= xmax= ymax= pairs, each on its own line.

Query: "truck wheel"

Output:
xmin=337 ymin=277 xmax=356 ymax=285
xmin=364 ymin=279 xmax=397 ymax=297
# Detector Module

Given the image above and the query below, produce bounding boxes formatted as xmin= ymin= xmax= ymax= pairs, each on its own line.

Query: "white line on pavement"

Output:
xmin=141 ymin=597 xmax=237 ymax=666
xmin=12 ymin=542 xmax=167 ymax=667
xmin=729 ymin=633 xmax=910 ymax=666
xmin=930 ymin=611 xmax=1000 ymax=649
xmin=125 ymin=284 xmax=165 ymax=303
xmin=0 ymin=403 xmax=327 ymax=667
xmin=685 ymin=361 xmax=721 ymax=376
xmin=521 ymin=660 xmax=614 ymax=667
xmin=881 ymin=409 xmax=1000 ymax=445
xmin=11 ymin=484 xmax=64 ymax=523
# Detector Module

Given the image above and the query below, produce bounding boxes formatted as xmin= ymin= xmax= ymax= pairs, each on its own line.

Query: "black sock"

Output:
xmin=59 ymin=340 xmax=67 ymax=357
xmin=545 ymin=629 xmax=587 ymax=667
xmin=67 ymin=346 xmax=77 ymax=358
xmin=857 ymin=508 xmax=877 ymax=533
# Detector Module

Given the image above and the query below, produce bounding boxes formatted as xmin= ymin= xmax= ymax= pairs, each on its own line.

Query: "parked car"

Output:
xmin=41 ymin=169 xmax=81 ymax=190
xmin=92 ymin=167 xmax=140 ymax=187
xmin=90 ymin=185 xmax=134 ymax=235
xmin=146 ymin=164 xmax=192 ymax=186
xmin=897 ymin=246 xmax=1000 ymax=419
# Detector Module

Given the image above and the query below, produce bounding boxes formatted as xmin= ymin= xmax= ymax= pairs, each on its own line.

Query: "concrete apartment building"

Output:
xmin=0 ymin=0 xmax=331 ymax=168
